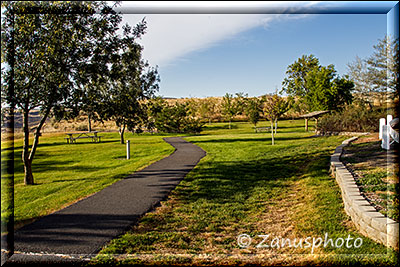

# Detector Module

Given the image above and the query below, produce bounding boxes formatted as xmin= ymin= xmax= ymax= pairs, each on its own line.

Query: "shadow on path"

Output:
xmin=7 ymin=137 xmax=206 ymax=264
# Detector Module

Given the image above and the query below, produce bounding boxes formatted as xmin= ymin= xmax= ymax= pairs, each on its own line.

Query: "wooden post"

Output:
xmin=305 ymin=118 xmax=308 ymax=131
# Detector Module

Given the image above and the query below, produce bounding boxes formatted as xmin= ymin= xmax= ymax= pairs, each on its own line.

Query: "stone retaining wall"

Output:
xmin=315 ymin=131 xmax=371 ymax=136
xmin=330 ymin=137 xmax=399 ymax=250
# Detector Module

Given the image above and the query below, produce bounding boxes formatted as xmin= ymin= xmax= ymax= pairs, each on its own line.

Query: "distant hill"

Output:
xmin=1 ymin=109 xmax=50 ymax=131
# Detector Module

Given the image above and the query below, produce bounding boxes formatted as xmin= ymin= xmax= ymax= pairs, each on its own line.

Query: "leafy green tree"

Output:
xmin=262 ymin=93 xmax=289 ymax=143
xmin=281 ymin=54 xmax=354 ymax=113
xmin=282 ymin=54 xmax=320 ymax=99
xmin=221 ymin=92 xmax=246 ymax=129
xmin=198 ymin=98 xmax=218 ymax=124
xmin=304 ymin=66 xmax=353 ymax=111
xmin=186 ymin=97 xmax=218 ymax=124
xmin=186 ymin=98 xmax=200 ymax=119
xmin=244 ymin=97 xmax=262 ymax=128
xmin=1 ymin=1 xmax=122 ymax=185
xmin=221 ymin=93 xmax=235 ymax=129
xmin=106 ymin=37 xmax=160 ymax=144
xmin=61 ymin=5 xmax=125 ymax=132
xmin=147 ymin=98 xmax=203 ymax=133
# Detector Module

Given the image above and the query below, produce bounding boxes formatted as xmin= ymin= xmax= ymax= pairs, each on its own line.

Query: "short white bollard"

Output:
xmin=382 ymin=125 xmax=390 ymax=150
xmin=126 ymin=140 xmax=130 ymax=160
xmin=379 ymin=118 xmax=386 ymax=140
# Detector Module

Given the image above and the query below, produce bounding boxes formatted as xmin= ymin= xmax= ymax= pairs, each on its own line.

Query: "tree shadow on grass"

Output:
xmin=190 ymin=135 xmax=318 ymax=144
xmin=173 ymin=148 xmax=332 ymax=205
xmin=3 ymin=139 xmax=121 ymax=152
xmin=202 ymin=124 xmax=239 ymax=130
xmin=1 ymin=142 xmax=66 ymax=152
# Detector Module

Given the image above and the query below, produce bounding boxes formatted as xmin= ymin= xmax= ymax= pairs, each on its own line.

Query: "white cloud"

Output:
xmin=123 ymin=14 xmax=278 ymax=67
xmin=118 ymin=2 xmax=318 ymax=67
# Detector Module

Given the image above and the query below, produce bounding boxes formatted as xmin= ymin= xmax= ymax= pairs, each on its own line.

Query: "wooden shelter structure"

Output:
xmin=299 ymin=110 xmax=329 ymax=131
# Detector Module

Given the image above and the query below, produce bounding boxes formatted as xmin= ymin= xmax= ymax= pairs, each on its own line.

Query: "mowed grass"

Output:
xmin=1 ymin=132 xmax=175 ymax=227
xmin=95 ymin=120 xmax=397 ymax=266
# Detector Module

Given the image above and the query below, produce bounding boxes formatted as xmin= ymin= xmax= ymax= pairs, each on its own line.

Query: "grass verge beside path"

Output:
xmin=1 ymin=132 xmax=175 ymax=229
xmin=95 ymin=121 xmax=397 ymax=266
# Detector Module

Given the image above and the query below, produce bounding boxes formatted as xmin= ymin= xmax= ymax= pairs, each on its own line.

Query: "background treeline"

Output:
xmin=36 ymin=90 xmax=394 ymax=135
xmin=317 ymin=35 xmax=398 ymax=134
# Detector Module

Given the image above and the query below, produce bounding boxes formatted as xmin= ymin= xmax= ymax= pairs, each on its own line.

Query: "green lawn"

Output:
xmin=1 ymin=132 xmax=175 ymax=228
xmin=1 ymin=120 xmax=397 ymax=266
xmin=95 ymin=120 xmax=397 ymax=266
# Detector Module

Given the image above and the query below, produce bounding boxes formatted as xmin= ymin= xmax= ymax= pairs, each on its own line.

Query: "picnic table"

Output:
xmin=65 ymin=131 xmax=102 ymax=144
xmin=254 ymin=126 xmax=271 ymax=133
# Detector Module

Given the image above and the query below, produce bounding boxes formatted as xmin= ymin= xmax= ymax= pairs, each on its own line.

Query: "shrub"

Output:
xmin=74 ymin=123 xmax=88 ymax=131
xmin=148 ymin=98 xmax=204 ymax=134
xmin=316 ymin=104 xmax=388 ymax=133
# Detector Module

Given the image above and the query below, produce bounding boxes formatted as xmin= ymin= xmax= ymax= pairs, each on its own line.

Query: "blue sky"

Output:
xmin=119 ymin=2 xmax=395 ymax=98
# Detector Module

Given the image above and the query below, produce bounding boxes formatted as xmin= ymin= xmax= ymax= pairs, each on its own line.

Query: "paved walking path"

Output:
xmin=7 ymin=137 xmax=206 ymax=264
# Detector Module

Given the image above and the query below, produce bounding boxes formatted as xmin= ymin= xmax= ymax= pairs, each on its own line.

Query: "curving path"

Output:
xmin=8 ymin=137 xmax=206 ymax=264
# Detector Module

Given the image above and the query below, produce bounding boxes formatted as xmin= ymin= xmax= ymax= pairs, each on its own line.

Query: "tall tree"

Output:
xmin=1 ymin=1 xmax=126 ymax=185
xmin=281 ymin=54 xmax=353 ymax=113
xmin=282 ymin=54 xmax=320 ymax=99
xmin=346 ymin=56 xmax=374 ymax=106
xmin=106 ymin=37 xmax=160 ymax=144
xmin=347 ymin=36 xmax=399 ymax=107
xmin=365 ymin=35 xmax=399 ymax=105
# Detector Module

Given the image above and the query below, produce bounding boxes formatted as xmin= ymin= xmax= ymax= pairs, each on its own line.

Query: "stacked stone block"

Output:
xmin=330 ymin=137 xmax=399 ymax=250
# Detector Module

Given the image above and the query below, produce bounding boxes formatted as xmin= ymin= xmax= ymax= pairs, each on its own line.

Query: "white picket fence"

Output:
xmin=380 ymin=115 xmax=399 ymax=150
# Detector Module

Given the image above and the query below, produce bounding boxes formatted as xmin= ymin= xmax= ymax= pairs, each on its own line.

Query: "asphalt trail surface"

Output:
xmin=6 ymin=137 xmax=206 ymax=265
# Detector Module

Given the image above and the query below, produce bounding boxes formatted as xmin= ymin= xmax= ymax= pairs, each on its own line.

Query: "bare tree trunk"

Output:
xmin=22 ymin=106 xmax=51 ymax=185
xmin=23 ymin=160 xmax=34 ymax=185
xmin=119 ymin=123 xmax=126 ymax=144
xmin=22 ymin=109 xmax=34 ymax=185
xmin=88 ymin=112 xmax=92 ymax=132
xmin=271 ymin=120 xmax=274 ymax=145
xmin=274 ymin=119 xmax=277 ymax=135
xmin=29 ymin=107 xmax=51 ymax=161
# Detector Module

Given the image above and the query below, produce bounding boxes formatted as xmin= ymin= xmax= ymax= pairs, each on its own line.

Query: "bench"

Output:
xmin=254 ymin=127 xmax=271 ymax=133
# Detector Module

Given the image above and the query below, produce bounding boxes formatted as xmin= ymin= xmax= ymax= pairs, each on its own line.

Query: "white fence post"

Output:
xmin=126 ymin=140 xmax=130 ymax=160
xmin=379 ymin=118 xmax=386 ymax=140
xmin=382 ymin=125 xmax=390 ymax=150
xmin=387 ymin=114 xmax=393 ymax=124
